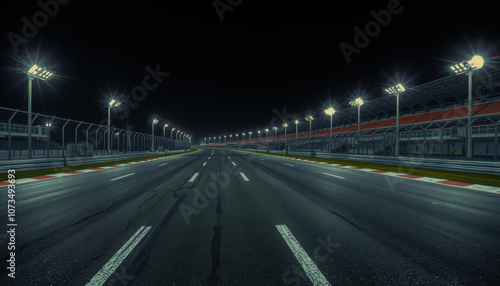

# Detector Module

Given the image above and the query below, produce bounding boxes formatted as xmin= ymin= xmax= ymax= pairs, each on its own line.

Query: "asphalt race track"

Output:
xmin=1 ymin=148 xmax=499 ymax=285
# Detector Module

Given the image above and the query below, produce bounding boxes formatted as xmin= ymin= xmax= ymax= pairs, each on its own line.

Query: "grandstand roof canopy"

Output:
xmin=318 ymin=69 xmax=500 ymax=128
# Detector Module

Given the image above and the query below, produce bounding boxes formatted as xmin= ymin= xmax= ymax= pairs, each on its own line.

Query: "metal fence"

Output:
xmin=0 ymin=106 xmax=191 ymax=160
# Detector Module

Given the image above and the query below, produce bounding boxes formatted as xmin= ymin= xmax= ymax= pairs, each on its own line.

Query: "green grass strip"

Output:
xmin=233 ymin=148 xmax=500 ymax=187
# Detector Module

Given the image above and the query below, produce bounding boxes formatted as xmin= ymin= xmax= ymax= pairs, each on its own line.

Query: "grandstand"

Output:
xmin=210 ymin=68 xmax=500 ymax=160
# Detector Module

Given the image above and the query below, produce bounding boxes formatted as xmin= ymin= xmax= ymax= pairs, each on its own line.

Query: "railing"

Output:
xmin=243 ymin=149 xmax=500 ymax=175
xmin=0 ymin=149 xmax=192 ymax=173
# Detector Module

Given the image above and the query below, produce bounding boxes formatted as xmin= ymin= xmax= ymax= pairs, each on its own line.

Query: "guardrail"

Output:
xmin=241 ymin=148 xmax=500 ymax=176
xmin=0 ymin=149 xmax=190 ymax=174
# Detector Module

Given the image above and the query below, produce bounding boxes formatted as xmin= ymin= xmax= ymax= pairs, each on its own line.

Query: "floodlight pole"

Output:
xmin=284 ymin=125 xmax=287 ymax=149
xmin=330 ymin=115 xmax=333 ymax=152
xmin=357 ymin=104 xmax=361 ymax=155
xmin=151 ymin=122 xmax=155 ymax=151
xmin=395 ymin=92 xmax=400 ymax=156
xmin=468 ymin=70 xmax=473 ymax=159
xmin=28 ymin=77 xmax=33 ymax=159
xmin=107 ymin=105 xmax=111 ymax=155
xmin=295 ymin=123 xmax=298 ymax=142
xmin=309 ymin=120 xmax=312 ymax=151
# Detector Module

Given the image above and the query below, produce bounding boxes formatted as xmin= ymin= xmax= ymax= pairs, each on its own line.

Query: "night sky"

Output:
xmin=1 ymin=0 xmax=499 ymax=142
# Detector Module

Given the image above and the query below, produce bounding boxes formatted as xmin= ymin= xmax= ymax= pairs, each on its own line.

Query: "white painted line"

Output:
xmin=158 ymin=163 xmax=168 ymax=167
xmin=228 ymin=156 xmax=231 ymax=159
xmin=202 ymin=162 xmax=207 ymax=166
xmin=322 ymin=172 xmax=345 ymax=180
xmin=232 ymin=162 xmax=237 ymax=166
xmin=189 ymin=172 xmax=199 ymax=183
xmin=86 ymin=226 xmax=152 ymax=286
xmin=110 ymin=173 xmax=135 ymax=181
xmin=240 ymin=172 xmax=250 ymax=182
xmin=463 ymin=184 xmax=500 ymax=193
xmin=275 ymin=225 xmax=331 ymax=286
xmin=208 ymin=157 xmax=211 ymax=160
xmin=284 ymin=163 xmax=295 ymax=167
xmin=78 ymin=169 xmax=96 ymax=173
xmin=259 ymin=158 xmax=265 ymax=161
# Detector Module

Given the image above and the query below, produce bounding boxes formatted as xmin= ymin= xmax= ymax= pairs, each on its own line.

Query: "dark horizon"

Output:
xmin=1 ymin=0 xmax=499 ymax=143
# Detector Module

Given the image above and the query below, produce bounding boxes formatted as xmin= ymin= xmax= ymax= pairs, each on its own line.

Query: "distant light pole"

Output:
xmin=257 ymin=130 xmax=261 ymax=142
xmin=272 ymin=127 xmax=278 ymax=141
xmin=265 ymin=129 xmax=269 ymax=142
xmin=305 ymin=115 xmax=314 ymax=150
xmin=25 ymin=64 xmax=53 ymax=159
xmin=107 ymin=99 xmax=121 ymax=154
xmin=171 ymin=127 xmax=176 ymax=139
xmin=349 ymin=98 xmax=363 ymax=154
xmin=176 ymin=130 xmax=180 ymax=140
xmin=249 ymin=131 xmax=252 ymax=142
xmin=151 ymin=119 xmax=159 ymax=151
xmin=45 ymin=122 xmax=52 ymax=157
xmin=230 ymin=134 xmax=232 ymax=142
xmin=282 ymin=123 xmax=288 ymax=150
xmin=324 ymin=107 xmax=335 ymax=152
xmin=385 ymin=84 xmax=406 ymax=156
xmin=224 ymin=135 xmax=227 ymax=143
xmin=450 ymin=55 xmax=485 ymax=159
xmin=115 ymin=132 xmax=120 ymax=153
xmin=294 ymin=120 xmax=299 ymax=144
xmin=163 ymin=124 xmax=168 ymax=138
xmin=219 ymin=136 xmax=221 ymax=143
xmin=242 ymin=132 xmax=246 ymax=141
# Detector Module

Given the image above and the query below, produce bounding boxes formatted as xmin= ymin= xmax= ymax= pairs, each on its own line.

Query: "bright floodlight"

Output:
xmin=385 ymin=83 xmax=406 ymax=95
xmin=450 ymin=55 xmax=484 ymax=75
xmin=108 ymin=99 xmax=121 ymax=107
xmin=469 ymin=55 xmax=484 ymax=69
xmin=164 ymin=124 xmax=168 ymax=127
xmin=272 ymin=127 xmax=277 ymax=131
xmin=265 ymin=129 xmax=269 ymax=132
xmin=305 ymin=115 xmax=314 ymax=121
xmin=45 ymin=122 xmax=51 ymax=127
xmin=152 ymin=119 xmax=159 ymax=124
xmin=249 ymin=131 xmax=252 ymax=134
xmin=27 ymin=65 xmax=54 ymax=80
xmin=324 ymin=107 xmax=335 ymax=116
xmin=294 ymin=120 xmax=299 ymax=124
xmin=349 ymin=98 xmax=364 ymax=106
xmin=282 ymin=123 xmax=288 ymax=128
